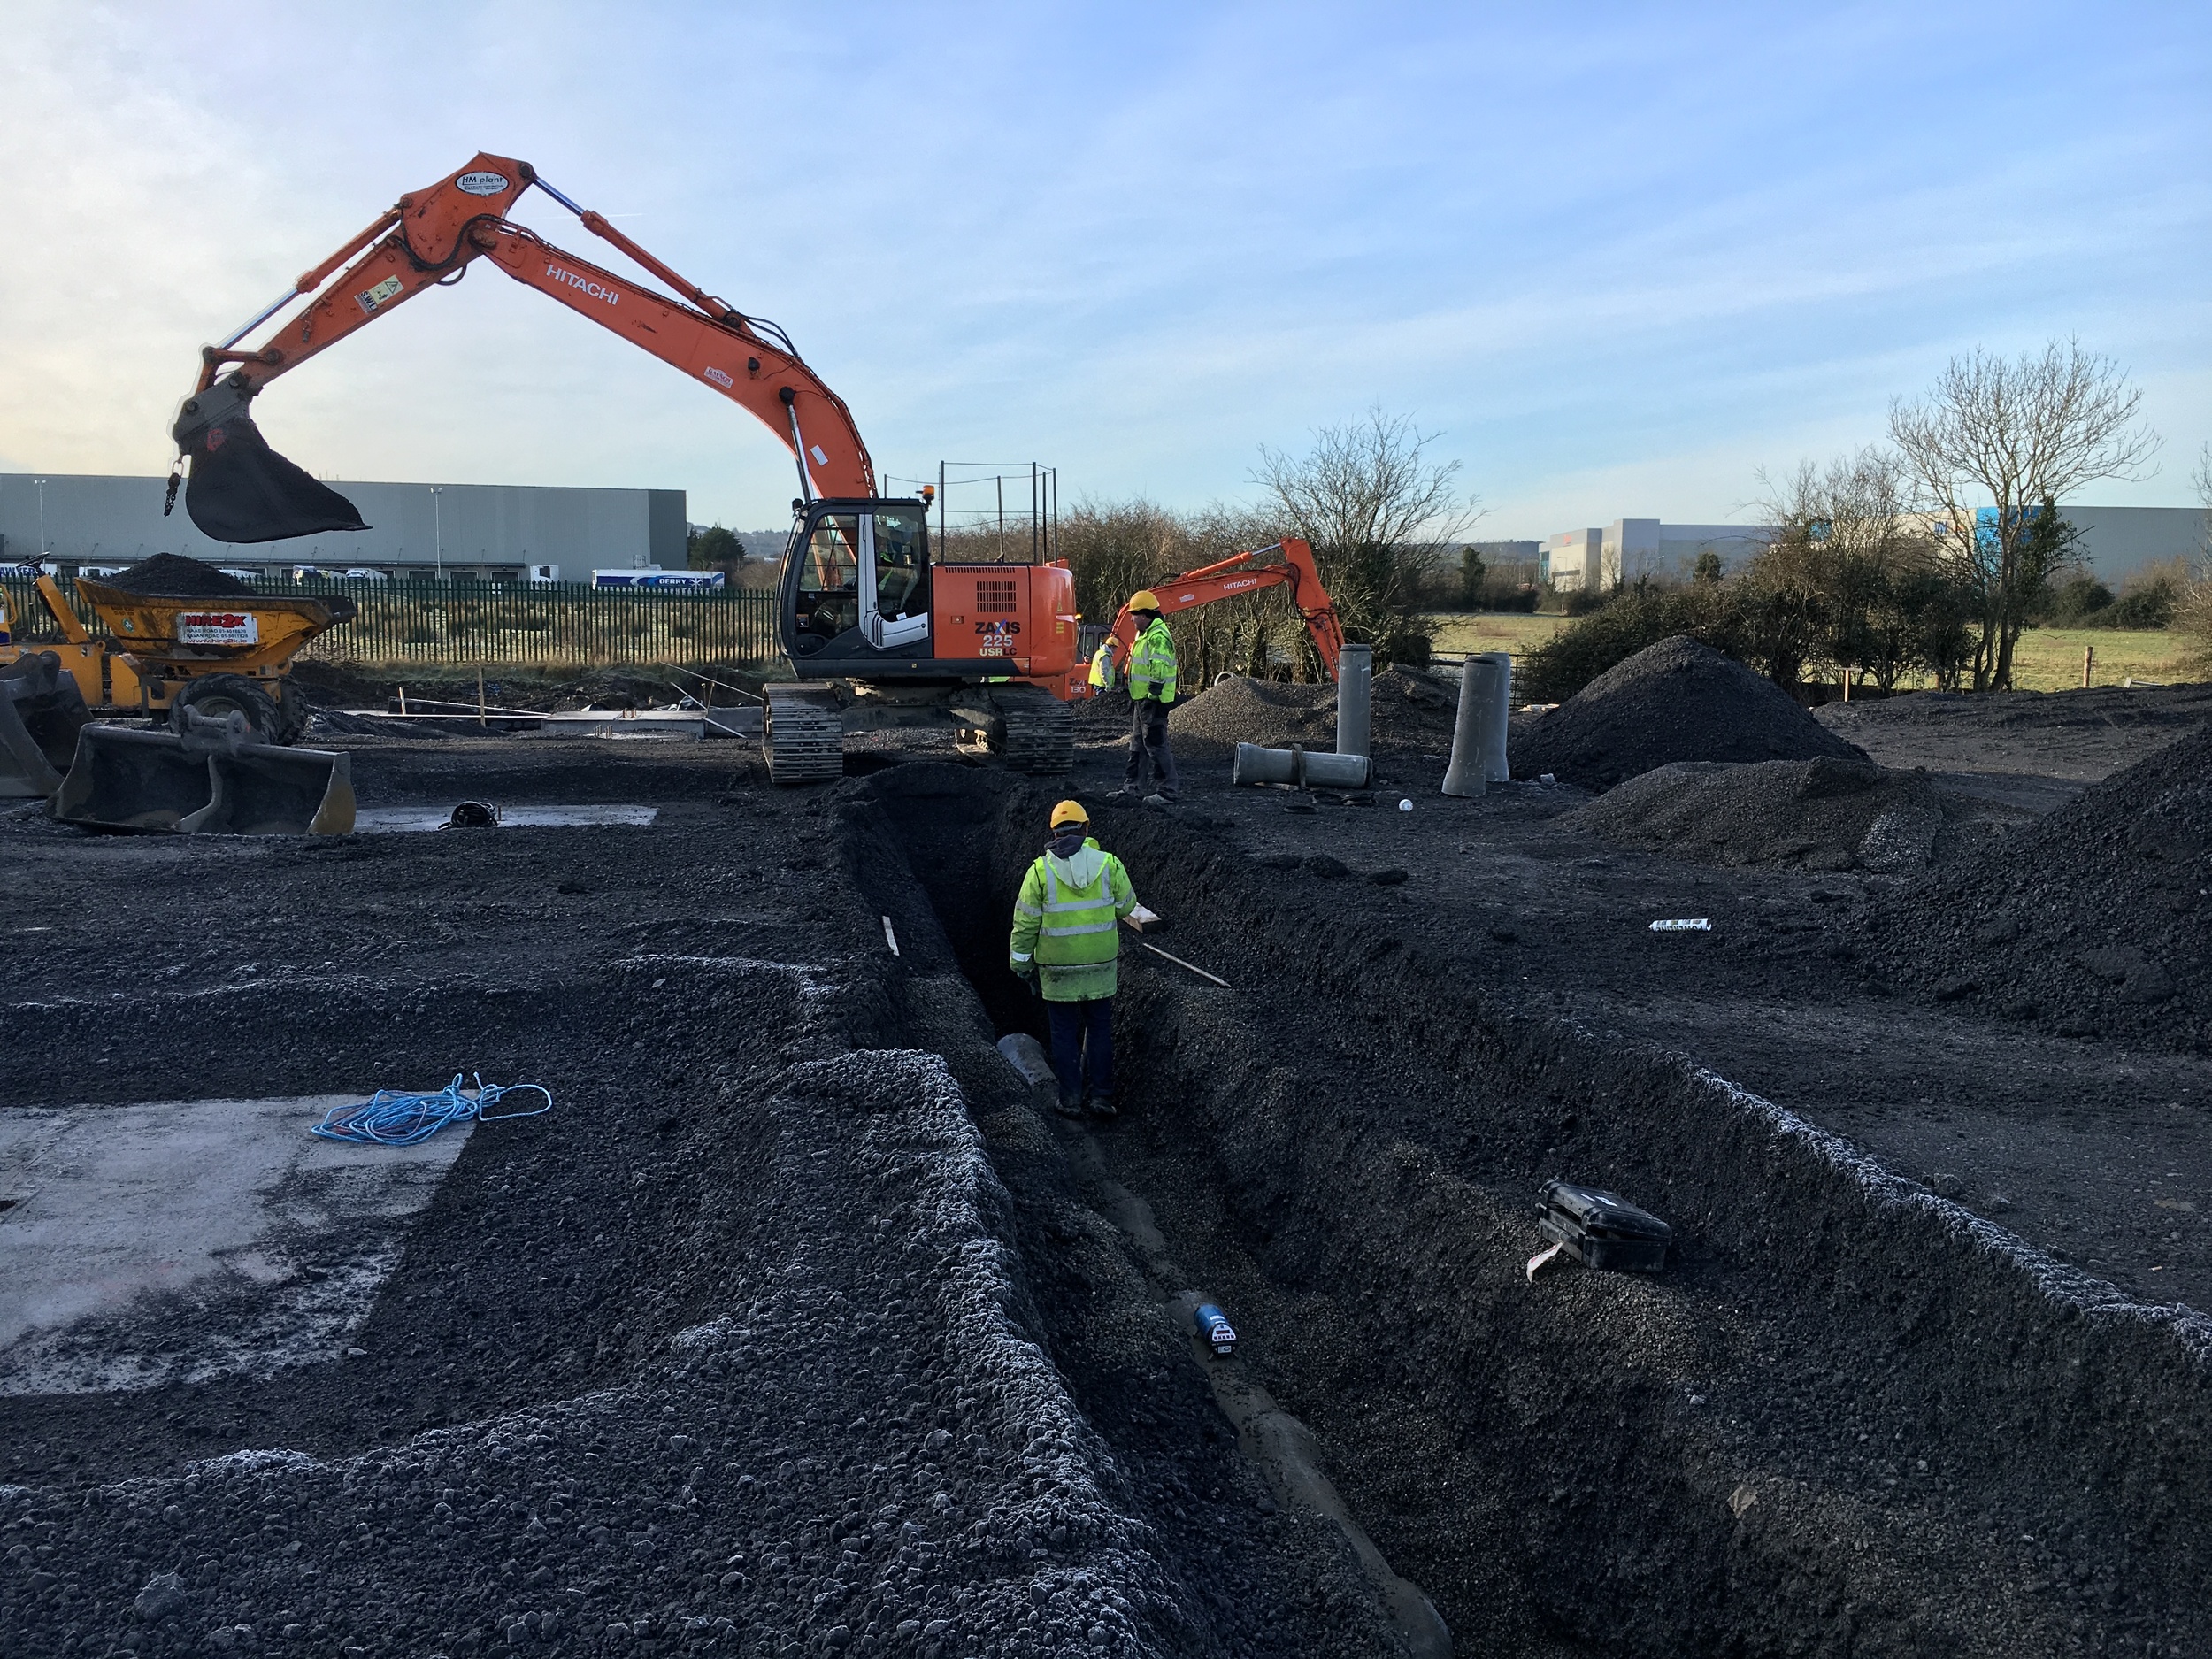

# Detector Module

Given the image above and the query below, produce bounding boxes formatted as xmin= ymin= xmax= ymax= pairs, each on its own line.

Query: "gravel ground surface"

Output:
xmin=6 ymin=662 xmax=2210 ymax=1657
xmin=1816 ymin=682 xmax=2212 ymax=782
xmin=1510 ymin=636 xmax=1867 ymax=789
xmin=0 ymin=743 xmax=1387 ymax=1659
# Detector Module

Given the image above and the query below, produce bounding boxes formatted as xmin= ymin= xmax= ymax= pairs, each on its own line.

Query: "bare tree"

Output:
xmin=1056 ymin=499 xmax=1187 ymax=626
xmin=2174 ymin=442 xmax=2212 ymax=675
xmin=1752 ymin=448 xmax=1949 ymax=691
xmin=1888 ymin=339 xmax=2160 ymax=690
xmin=1253 ymin=409 xmax=1479 ymax=667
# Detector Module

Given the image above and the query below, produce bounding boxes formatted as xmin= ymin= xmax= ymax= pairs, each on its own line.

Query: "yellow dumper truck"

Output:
xmin=0 ymin=562 xmax=356 ymax=833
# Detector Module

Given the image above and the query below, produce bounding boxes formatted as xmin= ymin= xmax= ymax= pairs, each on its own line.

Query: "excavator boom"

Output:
xmin=171 ymin=152 xmax=874 ymax=542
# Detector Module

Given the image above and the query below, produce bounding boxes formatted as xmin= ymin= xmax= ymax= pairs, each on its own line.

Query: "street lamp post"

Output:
xmin=34 ymin=478 xmax=48 ymax=563
xmin=429 ymin=486 xmax=445 ymax=580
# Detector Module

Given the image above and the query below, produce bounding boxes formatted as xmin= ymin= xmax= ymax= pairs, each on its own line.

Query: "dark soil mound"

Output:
xmin=98 ymin=551 xmax=254 ymax=598
xmin=1511 ymin=635 xmax=1864 ymax=790
xmin=1167 ymin=666 xmax=1458 ymax=751
xmin=1565 ymin=757 xmax=1985 ymax=872
xmin=1855 ymin=722 xmax=2212 ymax=1050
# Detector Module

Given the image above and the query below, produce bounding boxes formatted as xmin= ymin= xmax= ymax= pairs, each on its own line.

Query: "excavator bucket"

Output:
xmin=0 ymin=651 xmax=91 ymax=799
xmin=51 ymin=710 xmax=355 ymax=835
xmin=180 ymin=407 xmax=368 ymax=545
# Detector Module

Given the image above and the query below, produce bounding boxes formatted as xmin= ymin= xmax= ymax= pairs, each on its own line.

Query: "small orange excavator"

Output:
xmin=167 ymin=151 xmax=1348 ymax=778
xmin=1085 ymin=536 xmax=1346 ymax=690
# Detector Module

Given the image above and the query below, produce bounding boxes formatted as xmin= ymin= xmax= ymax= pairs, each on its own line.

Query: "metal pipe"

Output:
xmin=1336 ymin=643 xmax=1371 ymax=757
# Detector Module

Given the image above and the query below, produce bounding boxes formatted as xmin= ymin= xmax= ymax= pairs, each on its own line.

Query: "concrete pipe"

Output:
xmin=1336 ymin=643 xmax=1372 ymax=758
xmin=1441 ymin=654 xmax=1508 ymax=797
xmin=1233 ymin=742 xmax=1371 ymax=789
xmin=1475 ymin=649 xmax=1512 ymax=781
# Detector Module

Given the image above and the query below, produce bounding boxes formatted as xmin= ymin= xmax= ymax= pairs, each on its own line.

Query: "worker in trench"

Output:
xmin=1009 ymin=799 xmax=1139 ymax=1118
xmin=1110 ymin=589 xmax=1180 ymax=806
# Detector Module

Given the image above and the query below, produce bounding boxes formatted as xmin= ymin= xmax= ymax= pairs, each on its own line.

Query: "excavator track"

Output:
xmin=988 ymin=685 xmax=1073 ymax=775
xmin=763 ymin=683 xmax=844 ymax=784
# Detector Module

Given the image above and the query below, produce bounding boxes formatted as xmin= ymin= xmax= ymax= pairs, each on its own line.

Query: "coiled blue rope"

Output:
xmin=311 ymin=1073 xmax=553 ymax=1147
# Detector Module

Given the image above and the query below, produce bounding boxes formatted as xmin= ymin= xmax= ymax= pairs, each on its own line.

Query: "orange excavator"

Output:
xmin=167 ymin=151 xmax=1347 ymax=778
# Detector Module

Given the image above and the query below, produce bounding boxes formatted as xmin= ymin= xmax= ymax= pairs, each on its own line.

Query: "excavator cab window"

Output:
xmin=797 ymin=513 xmax=861 ymax=645
xmin=872 ymin=506 xmax=927 ymax=620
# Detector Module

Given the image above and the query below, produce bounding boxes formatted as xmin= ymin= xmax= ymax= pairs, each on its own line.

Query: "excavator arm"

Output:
xmin=1088 ymin=537 xmax=1347 ymax=693
xmin=170 ymin=152 xmax=876 ymax=542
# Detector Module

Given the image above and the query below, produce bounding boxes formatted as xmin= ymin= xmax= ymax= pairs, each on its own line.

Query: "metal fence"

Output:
xmin=1 ymin=574 xmax=783 ymax=672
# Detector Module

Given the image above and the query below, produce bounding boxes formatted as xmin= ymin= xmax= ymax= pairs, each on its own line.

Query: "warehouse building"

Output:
xmin=1541 ymin=520 xmax=1770 ymax=591
xmin=0 ymin=472 xmax=686 ymax=583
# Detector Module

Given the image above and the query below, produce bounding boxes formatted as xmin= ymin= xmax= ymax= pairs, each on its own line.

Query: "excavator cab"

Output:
xmin=780 ymin=498 xmax=936 ymax=668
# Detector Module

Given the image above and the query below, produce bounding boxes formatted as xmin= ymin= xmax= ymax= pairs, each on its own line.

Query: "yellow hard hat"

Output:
xmin=1049 ymin=799 xmax=1089 ymax=830
xmin=1128 ymin=589 xmax=1161 ymax=612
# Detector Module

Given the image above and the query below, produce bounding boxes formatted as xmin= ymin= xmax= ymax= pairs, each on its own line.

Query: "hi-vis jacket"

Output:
xmin=1127 ymin=617 xmax=1179 ymax=703
xmin=1008 ymin=837 xmax=1138 ymax=1002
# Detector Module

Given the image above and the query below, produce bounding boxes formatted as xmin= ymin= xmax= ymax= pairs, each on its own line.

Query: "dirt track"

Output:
xmin=4 ymin=676 xmax=2209 ymax=1657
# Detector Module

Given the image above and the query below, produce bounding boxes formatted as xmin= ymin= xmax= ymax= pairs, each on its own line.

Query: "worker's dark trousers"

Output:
xmin=1046 ymin=997 xmax=1115 ymax=1102
xmin=1125 ymin=698 xmax=1180 ymax=799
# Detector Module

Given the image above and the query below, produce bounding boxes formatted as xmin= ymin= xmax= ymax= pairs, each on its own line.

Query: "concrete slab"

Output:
xmin=0 ymin=1094 xmax=469 ymax=1394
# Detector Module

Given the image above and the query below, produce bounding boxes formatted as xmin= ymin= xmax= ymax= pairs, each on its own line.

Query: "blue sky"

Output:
xmin=2 ymin=2 xmax=2205 ymax=538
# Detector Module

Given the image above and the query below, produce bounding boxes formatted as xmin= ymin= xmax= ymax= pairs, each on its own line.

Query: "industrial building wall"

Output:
xmin=0 ymin=472 xmax=682 ymax=580
xmin=2060 ymin=505 xmax=2208 ymax=586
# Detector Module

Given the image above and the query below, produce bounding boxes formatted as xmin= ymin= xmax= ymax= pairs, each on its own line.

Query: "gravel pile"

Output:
xmin=1855 ymin=722 xmax=2212 ymax=1049
xmin=96 ymin=554 xmax=256 ymax=599
xmin=1167 ymin=668 xmax=1457 ymax=751
xmin=1511 ymin=636 xmax=1865 ymax=791
xmin=1564 ymin=757 xmax=1973 ymax=872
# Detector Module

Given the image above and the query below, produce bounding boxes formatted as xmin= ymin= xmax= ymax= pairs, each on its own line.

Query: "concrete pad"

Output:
xmin=354 ymin=803 xmax=658 ymax=833
xmin=0 ymin=1094 xmax=469 ymax=1394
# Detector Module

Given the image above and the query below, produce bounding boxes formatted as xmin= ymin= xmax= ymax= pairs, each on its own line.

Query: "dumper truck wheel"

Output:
xmin=173 ymin=675 xmax=281 ymax=745
xmin=273 ymin=680 xmax=310 ymax=745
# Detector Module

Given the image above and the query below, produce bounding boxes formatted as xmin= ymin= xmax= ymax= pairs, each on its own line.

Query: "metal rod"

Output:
xmin=530 ymin=176 xmax=588 ymax=216
xmin=218 ymin=287 xmax=303 ymax=350
xmin=1136 ymin=940 xmax=1230 ymax=988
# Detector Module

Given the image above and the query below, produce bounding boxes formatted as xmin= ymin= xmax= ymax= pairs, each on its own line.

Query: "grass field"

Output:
xmin=2002 ymin=627 xmax=2201 ymax=691
xmin=1421 ymin=612 xmax=1571 ymax=657
xmin=1419 ymin=611 xmax=2201 ymax=694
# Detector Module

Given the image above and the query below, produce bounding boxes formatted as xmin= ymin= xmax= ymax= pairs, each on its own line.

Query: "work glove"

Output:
xmin=1010 ymin=961 xmax=1039 ymax=991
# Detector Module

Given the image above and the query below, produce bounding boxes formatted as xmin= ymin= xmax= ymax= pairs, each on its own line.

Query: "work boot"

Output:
xmin=1053 ymin=1092 xmax=1087 ymax=1119
xmin=1087 ymin=1090 xmax=1118 ymax=1119
xmin=1142 ymin=792 xmax=1178 ymax=808
xmin=1104 ymin=786 xmax=1141 ymax=803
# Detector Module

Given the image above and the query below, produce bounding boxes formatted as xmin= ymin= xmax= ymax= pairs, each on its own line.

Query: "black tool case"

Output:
xmin=1537 ymin=1180 xmax=1671 ymax=1272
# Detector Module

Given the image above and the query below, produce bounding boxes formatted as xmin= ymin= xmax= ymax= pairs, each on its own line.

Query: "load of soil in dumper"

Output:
xmin=1854 ymin=721 xmax=2212 ymax=1050
xmin=1564 ymin=755 xmax=1976 ymax=872
xmin=1167 ymin=664 xmax=1458 ymax=750
xmin=1512 ymin=634 xmax=1865 ymax=790
xmin=99 ymin=552 xmax=256 ymax=598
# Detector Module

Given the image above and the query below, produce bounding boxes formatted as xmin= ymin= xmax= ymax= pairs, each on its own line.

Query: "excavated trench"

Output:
xmin=841 ymin=763 xmax=2212 ymax=1659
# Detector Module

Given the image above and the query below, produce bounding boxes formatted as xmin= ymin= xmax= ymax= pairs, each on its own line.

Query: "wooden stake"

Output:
xmin=477 ymin=665 xmax=487 ymax=726
xmin=2082 ymin=645 xmax=2093 ymax=689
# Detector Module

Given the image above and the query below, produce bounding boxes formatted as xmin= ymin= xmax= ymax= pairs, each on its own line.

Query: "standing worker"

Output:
xmin=1112 ymin=589 xmax=1180 ymax=804
xmin=1009 ymin=799 xmax=1139 ymax=1118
